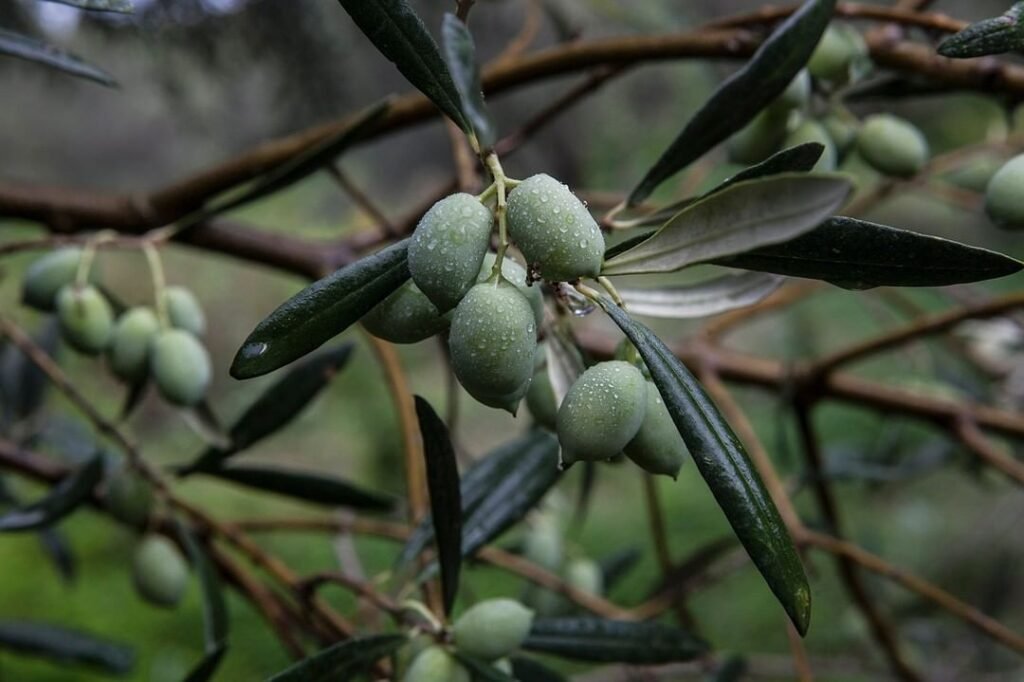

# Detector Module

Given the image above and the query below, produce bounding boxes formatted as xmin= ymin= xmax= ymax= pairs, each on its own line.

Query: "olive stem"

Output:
xmin=597 ymin=276 xmax=625 ymax=307
xmin=476 ymin=182 xmax=497 ymax=204
xmin=142 ymin=242 xmax=171 ymax=328
xmin=484 ymin=153 xmax=514 ymax=280
xmin=399 ymin=599 xmax=445 ymax=632
xmin=574 ymin=281 xmax=605 ymax=303
xmin=74 ymin=230 xmax=116 ymax=288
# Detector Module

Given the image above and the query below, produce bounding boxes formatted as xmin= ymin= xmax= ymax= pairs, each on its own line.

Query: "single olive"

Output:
xmin=821 ymin=113 xmax=860 ymax=155
xmin=107 ymin=307 xmax=160 ymax=382
xmin=857 ymin=114 xmax=929 ymax=178
xmin=105 ymin=464 xmax=154 ymax=528
xmin=771 ymin=69 xmax=811 ymax=114
xmin=523 ymin=515 xmax=563 ymax=572
xmin=452 ymin=598 xmax=535 ymax=661
xmin=557 ymin=361 xmax=647 ymax=466
xmin=986 ymin=154 xmax=1024 ymax=230
xmin=132 ymin=535 xmax=189 ymax=608
xmin=525 ymin=368 xmax=558 ymax=431
xmin=727 ymin=108 xmax=789 ymax=166
xmin=784 ymin=119 xmax=837 ymax=172
xmin=362 ymin=280 xmax=450 ymax=343
xmin=808 ymin=24 xmax=867 ymax=84
xmin=478 ymin=252 xmax=544 ymax=326
xmin=408 ymin=193 xmax=493 ymax=313
xmin=162 ymin=286 xmax=206 ymax=336
xmin=566 ymin=557 xmax=604 ymax=596
xmin=449 ymin=280 xmax=537 ymax=413
xmin=150 ymin=329 xmax=211 ymax=406
xmin=404 ymin=646 xmax=469 ymax=682
xmin=623 ymin=381 xmax=688 ymax=479
xmin=506 ymin=174 xmax=604 ymax=282
xmin=22 ymin=248 xmax=84 ymax=312
xmin=56 ymin=284 xmax=115 ymax=355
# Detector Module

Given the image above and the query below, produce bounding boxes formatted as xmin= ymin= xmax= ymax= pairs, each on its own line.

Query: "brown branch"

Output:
xmin=954 ymin=419 xmax=1024 ymax=487
xmin=326 ymin=165 xmax=398 ymax=238
xmin=707 ymin=2 xmax=966 ymax=33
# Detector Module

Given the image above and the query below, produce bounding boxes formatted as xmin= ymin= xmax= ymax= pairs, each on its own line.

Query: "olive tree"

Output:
xmin=1 ymin=0 xmax=1023 ymax=680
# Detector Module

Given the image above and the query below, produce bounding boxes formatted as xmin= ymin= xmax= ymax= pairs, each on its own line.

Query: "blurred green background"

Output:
xmin=1 ymin=0 xmax=1023 ymax=680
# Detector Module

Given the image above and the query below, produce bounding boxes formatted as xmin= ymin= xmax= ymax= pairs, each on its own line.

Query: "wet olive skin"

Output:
xmin=150 ymin=329 xmax=212 ymax=406
xmin=624 ymin=381 xmax=688 ymax=479
xmin=557 ymin=361 xmax=647 ymax=466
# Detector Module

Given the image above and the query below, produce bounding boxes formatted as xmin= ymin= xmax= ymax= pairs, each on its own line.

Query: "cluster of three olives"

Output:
xmin=364 ymin=174 xmax=606 ymax=414
xmin=22 ymin=248 xmax=212 ymax=406
xmin=403 ymin=598 xmax=534 ymax=681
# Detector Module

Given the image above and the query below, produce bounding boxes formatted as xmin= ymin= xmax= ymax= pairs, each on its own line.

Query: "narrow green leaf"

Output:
xmin=184 ymin=344 xmax=354 ymax=473
xmin=597 ymin=547 xmax=642 ymax=592
xmin=0 ymin=477 xmax=76 ymax=583
xmin=713 ymin=216 xmax=1024 ymax=288
xmin=396 ymin=431 xmax=547 ymax=569
xmin=177 ymin=521 xmax=229 ymax=682
xmin=184 ymin=647 xmax=227 ymax=682
xmin=196 ymin=466 xmax=396 ymax=511
xmin=38 ymin=0 xmax=133 ymax=12
xmin=442 ymin=13 xmax=497 ymax=149
xmin=183 ymin=100 xmax=390 ymax=230
xmin=523 ymin=618 xmax=708 ymax=663
xmin=415 ymin=396 xmax=463 ymax=615
xmin=605 ymin=174 xmax=852 ymax=276
xmin=627 ymin=0 xmax=835 ymax=205
xmin=454 ymin=652 xmax=518 ymax=681
xmin=510 ymin=656 xmax=567 ymax=682
xmin=0 ymin=455 xmax=102 ymax=532
xmin=0 ymin=29 xmax=116 ymax=87
xmin=0 ymin=621 xmax=134 ymax=675
xmin=0 ymin=318 xmax=59 ymax=423
xmin=231 ymin=240 xmax=410 ymax=379
xmin=938 ymin=3 xmax=1024 ymax=59
xmin=266 ymin=633 xmax=406 ymax=682
xmin=596 ymin=300 xmax=811 ymax=635
xmin=617 ymin=273 xmax=783 ymax=319
xmin=335 ymin=0 xmax=470 ymax=133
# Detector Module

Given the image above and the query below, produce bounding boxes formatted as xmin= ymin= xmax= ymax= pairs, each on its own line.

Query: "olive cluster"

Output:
xmin=401 ymin=598 xmax=534 ymax=681
xmin=21 ymin=248 xmax=213 ymax=407
xmin=729 ymin=23 xmax=930 ymax=180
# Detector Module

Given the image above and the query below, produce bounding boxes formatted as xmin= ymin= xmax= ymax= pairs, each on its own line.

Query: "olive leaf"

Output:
xmin=39 ymin=0 xmax=133 ymax=12
xmin=231 ymin=240 xmax=410 ymax=379
xmin=414 ymin=396 xmax=463 ymax=615
xmin=616 ymin=272 xmax=783 ymax=319
xmin=0 ymin=477 xmax=77 ymax=583
xmin=0 ymin=318 xmax=59 ymax=424
xmin=177 ymin=521 xmax=229 ymax=682
xmin=510 ymin=656 xmax=568 ymax=682
xmin=598 ymin=547 xmax=642 ymax=592
xmin=596 ymin=299 xmax=811 ymax=635
xmin=183 ymin=344 xmax=354 ymax=474
xmin=335 ymin=0 xmax=471 ymax=134
xmin=604 ymin=174 xmax=852 ymax=276
xmin=0 ymin=455 xmax=102 ymax=532
xmin=0 ymin=621 xmax=134 ymax=675
xmin=714 ymin=216 xmax=1024 ymax=288
xmin=266 ymin=634 xmax=406 ymax=682
xmin=442 ymin=13 xmax=497 ymax=149
xmin=195 ymin=466 xmax=396 ymax=511
xmin=522 ymin=618 xmax=708 ymax=663
xmin=938 ymin=3 xmax=1024 ymax=59
xmin=0 ymin=29 xmax=116 ymax=87
xmin=627 ymin=0 xmax=836 ymax=205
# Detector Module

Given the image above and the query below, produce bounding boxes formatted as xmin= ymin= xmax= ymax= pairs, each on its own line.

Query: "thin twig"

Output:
xmin=327 ymin=164 xmax=398 ymax=237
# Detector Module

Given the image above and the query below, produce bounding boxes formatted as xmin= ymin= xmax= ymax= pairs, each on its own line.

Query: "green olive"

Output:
xmin=821 ymin=113 xmax=860 ymax=155
xmin=623 ymin=381 xmax=688 ymax=479
xmin=162 ymin=286 xmax=206 ymax=336
xmin=506 ymin=174 xmax=604 ymax=282
xmin=784 ymin=119 xmax=837 ymax=172
xmin=22 ymin=248 xmax=85 ymax=312
xmin=408 ymin=193 xmax=493 ymax=312
xmin=404 ymin=646 xmax=469 ymax=682
xmin=557 ymin=361 xmax=647 ymax=466
xmin=105 ymin=464 xmax=153 ymax=529
xmin=107 ymin=307 xmax=160 ymax=382
xmin=566 ymin=557 xmax=604 ymax=596
xmin=56 ymin=284 xmax=114 ymax=355
xmin=857 ymin=114 xmax=929 ymax=178
xmin=523 ymin=515 xmax=563 ymax=572
xmin=362 ymin=280 xmax=450 ymax=343
xmin=808 ymin=24 xmax=866 ymax=84
xmin=132 ymin=535 xmax=189 ymax=608
xmin=150 ymin=329 xmax=211 ymax=406
xmin=986 ymin=154 xmax=1024 ymax=230
xmin=449 ymin=281 xmax=538 ymax=413
xmin=478 ymin=252 xmax=544 ymax=326
xmin=727 ymin=108 xmax=789 ymax=166
xmin=525 ymin=368 xmax=558 ymax=431
xmin=771 ymin=69 xmax=811 ymax=114
xmin=452 ymin=598 xmax=535 ymax=661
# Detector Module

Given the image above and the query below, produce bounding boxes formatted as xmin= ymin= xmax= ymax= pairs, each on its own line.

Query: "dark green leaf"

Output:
xmin=396 ymin=431 xmax=547 ymax=569
xmin=183 ymin=100 xmax=389 ymax=231
xmin=604 ymin=231 xmax=655 ymax=261
xmin=0 ymin=318 xmax=59 ymax=423
xmin=415 ymin=396 xmax=463 ymax=615
xmin=510 ymin=656 xmax=567 ymax=682
xmin=176 ymin=522 xmax=228 ymax=653
xmin=195 ymin=466 xmax=396 ymax=511
xmin=523 ymin=618 xmax=708 ymax=663
xmin=938 ymin=3 xmax=1024 ymax=59
xmin=335 ymin=0 xmax=470 ymax=133
xmin=0 ymin=28 xmax=116 ymax=87
xmin=454 ymin=652 xmax=518 ymax=681
xmin=442 ymin=13 xmax=496 ymax=149
xmin=605 ymin=174 xmax=851 ymax=276
xmin=37 ymin=528 xmax=77 ymax=584
xmin=184 ymin=646 xmax=227 ymax=682
xmin=596 ymin=300 xmax=811 ymax=635
xmin=231 ymin=240 xmax=410 ymax=379
xmin=713 ymin=216 xmax=1024 ymax=289
xmin=266 ymin=633 xmax=406 ymax=681
xmin=39 ymin=0 xmax=133 ymax=12
xmin=627 ymin=0 xmax=835 ymax=205
xmin=183 ymin=344 xmax=354 ymax=473
xmin=0 ymin=621 xmax=134 ymax=675
xmin=0 ymin=455 xmax=102 ymax=532
xmin=598 ymin=547 xmax=642 ymax=592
